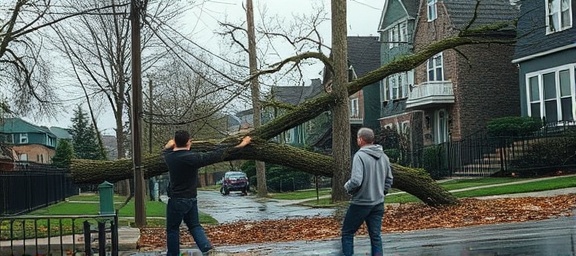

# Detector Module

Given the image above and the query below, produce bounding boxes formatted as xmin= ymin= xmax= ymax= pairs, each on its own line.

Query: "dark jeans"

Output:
xmin=166 ymin=197 xmax=212 ymax=255
xmin=341 ymin=202 xmax=384 ymax=256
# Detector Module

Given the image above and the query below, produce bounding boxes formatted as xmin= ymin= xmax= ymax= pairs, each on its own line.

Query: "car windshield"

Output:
xmin=227 ymin=173 xmax=246 ymax=179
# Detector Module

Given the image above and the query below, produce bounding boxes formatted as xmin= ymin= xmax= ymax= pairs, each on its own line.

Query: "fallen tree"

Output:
xmin=70 ymin=139 xmax=457 ymax=207
xmin=70 ymin=22 xmax=516 ymax=207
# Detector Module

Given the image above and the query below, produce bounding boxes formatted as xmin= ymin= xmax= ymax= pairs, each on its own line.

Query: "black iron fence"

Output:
xmin=0 ymin=214 xmax=119 ymax=256
xmin=409 ymin=122 xmax=576 ymax=178
xmin=1 ymin=164 xmax=78 ymax=216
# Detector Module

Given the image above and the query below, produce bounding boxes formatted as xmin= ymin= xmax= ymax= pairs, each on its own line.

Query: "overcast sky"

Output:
xmin=30 ymin=0 xmax=386 ymax=134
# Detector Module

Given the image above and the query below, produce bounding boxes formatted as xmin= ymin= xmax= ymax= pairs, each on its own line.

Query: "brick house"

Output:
xmin=513 ymin=0 xmax=576 ymax=123
xmin=408 ymin=0 xmax=521 ymax=146
xmin=0 ymin=118 xmax=58 ymax=164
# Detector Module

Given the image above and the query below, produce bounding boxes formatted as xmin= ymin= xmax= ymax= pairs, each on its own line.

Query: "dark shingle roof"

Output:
xmin=271 ymin=78 xmax=324 ymax=105
xmin=347 ymin=36 xmax=381 ymax=77
xmin=513 ymin=0 xmax=576 ymax=60
xmin=444 ymin=0 xmax=519 ymax=30
xmin=403 ymin=0 xmax=420 ymax=18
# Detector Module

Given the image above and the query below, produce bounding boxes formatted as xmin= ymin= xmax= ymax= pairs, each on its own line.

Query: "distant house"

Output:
xmin=267 ymin=78 xmax=327 ymax=145
xmin=49 ymin=126 xmax=73 ymax=142
xmin=408 ymin=0 xmax=520 ymax=146
xmin=513 ymin=0 xmax=576 ymax=123
xmin=347 ymin=36 xmax=382 ymax=130
xmin=0 ymin=118 xmax=58 ymax=164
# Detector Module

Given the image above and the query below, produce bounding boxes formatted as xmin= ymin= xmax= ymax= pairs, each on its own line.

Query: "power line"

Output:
xmin=349 ymin=0 xmax=380 ymax=10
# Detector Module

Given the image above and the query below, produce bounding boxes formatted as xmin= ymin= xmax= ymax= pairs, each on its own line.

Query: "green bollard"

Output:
xmin=98 ymin=181 xmax=115 ymax=215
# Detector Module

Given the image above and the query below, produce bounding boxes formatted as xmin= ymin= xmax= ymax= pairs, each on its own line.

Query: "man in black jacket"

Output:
xmin=163 ymin=130 xmax=251 ymax=256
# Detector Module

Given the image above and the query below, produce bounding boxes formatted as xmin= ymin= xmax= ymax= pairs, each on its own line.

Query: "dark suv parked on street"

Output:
xmin=220 ymin=171 xmax=249 ymax=195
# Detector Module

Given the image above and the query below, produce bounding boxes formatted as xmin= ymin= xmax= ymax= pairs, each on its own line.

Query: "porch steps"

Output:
xmin=455 ymin=138 xmax=542 ymax=176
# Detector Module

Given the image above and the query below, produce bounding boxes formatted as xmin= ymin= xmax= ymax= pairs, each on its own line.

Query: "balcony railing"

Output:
xmin=406 ymin=81 xmax=455 ymax=109
xmin=349 ymin=115 xmax=363 ymax=124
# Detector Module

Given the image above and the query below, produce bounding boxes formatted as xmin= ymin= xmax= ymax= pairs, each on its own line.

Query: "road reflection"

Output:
xmin=197 ymin=191 xmax=335 ymax=223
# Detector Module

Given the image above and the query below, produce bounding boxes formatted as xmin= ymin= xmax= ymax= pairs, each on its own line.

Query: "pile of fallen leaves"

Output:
xmin=138 ymin=195 xmax=576 ymax=250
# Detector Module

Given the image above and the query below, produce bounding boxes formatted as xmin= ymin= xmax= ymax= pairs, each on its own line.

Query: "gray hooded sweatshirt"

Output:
xmin=344 ymin=144 xmax=393 ymax=206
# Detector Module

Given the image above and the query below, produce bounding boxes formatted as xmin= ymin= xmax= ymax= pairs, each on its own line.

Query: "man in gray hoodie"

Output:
xmin=341 ymin=127 xmax=394 ymax=256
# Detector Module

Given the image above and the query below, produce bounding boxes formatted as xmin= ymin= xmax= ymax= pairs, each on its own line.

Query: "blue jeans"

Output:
xmin=341 ymin=202 xmax=384 ymax=256
xmin=166 ymin=197 xmax=212 ymax=255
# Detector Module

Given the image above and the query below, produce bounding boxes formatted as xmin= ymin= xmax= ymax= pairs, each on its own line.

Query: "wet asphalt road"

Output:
xmin=215 ymin=216 xmax=576 ymax=255
xmin=196 ymin=190 xmax=335 ymax=224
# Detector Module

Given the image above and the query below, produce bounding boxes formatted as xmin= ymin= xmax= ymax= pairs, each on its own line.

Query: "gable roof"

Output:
xmin=347 ymin=36 xmax=381 ymax=78
xmin=379 ymin=0 xmax=419 ymax=31
xmin=270 ymin=78 xmax=324 ymax=105
xmin=443 ymin=0 xmax=519 ymax=30
xmin=1 ymin=118 xmax=56 ymax=137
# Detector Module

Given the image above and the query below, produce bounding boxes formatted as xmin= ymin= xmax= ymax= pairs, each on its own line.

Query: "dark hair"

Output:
xmin=357 ymin=127 xmax=375 ymax=143
xmin=174 ymin=130 xmax=190 ymax=147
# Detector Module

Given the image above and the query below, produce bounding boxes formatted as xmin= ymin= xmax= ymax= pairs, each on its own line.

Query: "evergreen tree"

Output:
xmin=51 ymin=139 xmax=74 ymax=168
xmin=70 ymin=105 xmax=106 ymax=160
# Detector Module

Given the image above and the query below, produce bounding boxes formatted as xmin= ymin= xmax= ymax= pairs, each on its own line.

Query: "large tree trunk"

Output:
xmin=246 ymin=0 xmax=268 ymax=197
xmin=330 ymin=0 xmax=350 ymax=202
xmin=70 ymin=140 xmax=458 ymax=207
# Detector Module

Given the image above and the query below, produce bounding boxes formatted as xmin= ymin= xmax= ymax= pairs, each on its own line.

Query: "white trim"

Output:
xmin=427 ymin=0 xmax=438 ymax=22
xmin=525 ymin=63 xmax=576 ymax=121
xmin=545 ymin=0 xmax=573 ymax=34
xmin=378 ymin=110 xmax=421 ymax=121
xmin=381 ymin=17 xmax=410 ymax=32
xmin=512 ymin=43 xmax=576 ymax=63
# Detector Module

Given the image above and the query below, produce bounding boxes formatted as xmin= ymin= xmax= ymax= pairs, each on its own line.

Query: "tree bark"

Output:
xmin=246 ymin=0 xmax=268 ymax=197
xmin=330 ymin=0 xmax=350 ymax=202
xmin=70 ymin=139 xmax=458 ymax=207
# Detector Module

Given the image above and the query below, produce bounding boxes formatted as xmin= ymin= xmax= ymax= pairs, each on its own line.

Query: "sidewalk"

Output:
xmin=123 ymin=175 xmax=576 ymax=255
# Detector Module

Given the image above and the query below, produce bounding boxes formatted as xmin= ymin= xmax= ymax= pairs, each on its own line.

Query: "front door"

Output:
xmin=434 ymin=109 xmax=448 ymax=144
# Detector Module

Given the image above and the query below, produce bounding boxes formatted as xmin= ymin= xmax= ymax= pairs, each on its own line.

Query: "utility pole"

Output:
xmin=130 ymin=0 xmax=146 ymax=227
xmin=246 ymin=0 xmax=267 ymax=197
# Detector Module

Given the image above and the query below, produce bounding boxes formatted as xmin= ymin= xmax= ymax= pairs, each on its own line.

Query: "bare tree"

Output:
xmin=69 ymin=1 xmax=518 ymax=207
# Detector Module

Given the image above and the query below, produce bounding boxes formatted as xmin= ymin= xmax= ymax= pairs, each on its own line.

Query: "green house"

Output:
xmin=0 ymin=118 xmax=58 ymax=163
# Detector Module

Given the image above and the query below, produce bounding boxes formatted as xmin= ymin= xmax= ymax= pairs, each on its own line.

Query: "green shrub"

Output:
xmin=513 ymin=135 xmax=576 ymax=175
xmin=384 ymin=149 xmax=400 ymax=163
xmin=423 ymin=145 xmax=443 ymax=179
xmin=487 ymin=116 xmax=541 ymax=137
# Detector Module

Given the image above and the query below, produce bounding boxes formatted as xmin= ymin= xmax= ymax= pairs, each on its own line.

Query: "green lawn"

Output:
xmin=27 ymin=194 xmax=217 ymax=227
xmin=437 ymin=177 xmax=526 ymax=190
xmin=293 ymin=175 xmax=576 ymax=205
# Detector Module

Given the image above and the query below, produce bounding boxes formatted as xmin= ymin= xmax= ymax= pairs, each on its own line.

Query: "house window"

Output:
xmin=427 ymin=53 xmax=444 ymax=81
xmin=0 ymin=134 xmax=13 ymax=144
xmin=20 ymin=133 xmax=28 ymax=144
xmin=284 ymin=130 xmax=293 ymax=144
xmin=380 ymin=80 xmax=390 ymax=102
xmin=526 ymin=64 xmax=575 ymax=122
xmin=387 ymin=21 xmax=408 ymax=49
xmin=547 ymin=0 xmax=572 ymax=33
xmin=20 ymin=153 xmax=28 ymax=161
xmin=382 ymin=71 xmax=413 ymax=102
xmin=388 ymin=26 xmax=398 ymax=49
xmin=427 ymin=0 xmax=437 ymax=21
xmin=350 ymin=98 xmax=359 ymax=117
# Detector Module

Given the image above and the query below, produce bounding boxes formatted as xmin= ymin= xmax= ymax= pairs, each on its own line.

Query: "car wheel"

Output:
xmin=241 ymin=188 xmax=247 ymax=196
xmin=223 ymin=186 xmax=230 ymax=195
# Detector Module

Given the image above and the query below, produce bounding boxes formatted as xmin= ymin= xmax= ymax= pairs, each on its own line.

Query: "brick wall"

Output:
xmin=412 ymin=2 xmax=520 ymax=142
